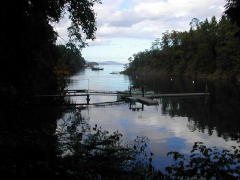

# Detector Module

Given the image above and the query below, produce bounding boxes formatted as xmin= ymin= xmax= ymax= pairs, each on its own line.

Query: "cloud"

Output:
xmin=86 ymin=38 xmax=112 ymax=46
xmin=54 ymin=0 xmax=226 ymax=61
xmin=55 ymin=0 xmax=225 ymax=41
xmin=93 ymin=0 xmax=225 ymax=39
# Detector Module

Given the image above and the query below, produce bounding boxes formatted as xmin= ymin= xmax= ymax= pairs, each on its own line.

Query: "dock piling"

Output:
xmin=142 ymin=87 xmax=144 ymax=97
xmin=86 ymin=94 xmax=90 ymax=105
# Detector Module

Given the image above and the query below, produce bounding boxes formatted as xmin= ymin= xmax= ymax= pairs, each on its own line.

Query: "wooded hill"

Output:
xmin=124 ymin=16 xmax=240 ymax=81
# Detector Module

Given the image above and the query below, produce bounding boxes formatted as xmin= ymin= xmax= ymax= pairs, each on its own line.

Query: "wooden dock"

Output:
xmin=132 ymin=95 xmax=159 ymax=105
xmin=34 ymin=89 xmax=210 ymax=106
xmin=146 ymin=92 xmax=210 ymax=98
xmin=124 ymin=92 xmax=209 ymax=106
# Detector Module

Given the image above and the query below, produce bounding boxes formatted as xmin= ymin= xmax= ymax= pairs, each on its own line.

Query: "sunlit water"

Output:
xmin=65 ymin=65 xmax=240 ymax=171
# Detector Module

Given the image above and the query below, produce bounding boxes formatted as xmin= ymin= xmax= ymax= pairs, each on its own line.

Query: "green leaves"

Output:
xmin=66 ymin=0 xmax=101 ymax=46
xmin=125 ymin=15 xmax=240 ymax=80
xmin=225 ymin=0 xmax=240 ymax=28
xmin=166 ymin=142 xmax=240 ymax=179
xmin=56 ymin=110 xmax=156 ymax=179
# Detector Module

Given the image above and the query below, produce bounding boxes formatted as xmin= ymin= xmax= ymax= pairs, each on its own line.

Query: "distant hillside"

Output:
xmin=86 ymin=62 xmax=99 ymax=66
xmin=98 ymin=61 xmax=124 ymax=65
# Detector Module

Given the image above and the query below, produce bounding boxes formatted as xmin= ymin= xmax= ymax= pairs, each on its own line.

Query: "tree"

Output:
xmin=0 ymin=0 xmax=100 ymax=93
xmin=190 ymin=18 xmax=200 ymax=30
xmin=225 ymin=0 xmax=240 ymax=38
xmin=166 ymin=142 xmax=240 ymax=179
xmin=151 ymin=38 xmax=161 ymax=50
xmin=124 ymin=16 xmax=240 ymax=80
xmin=225 ymin=0 xmax=240 ymax=27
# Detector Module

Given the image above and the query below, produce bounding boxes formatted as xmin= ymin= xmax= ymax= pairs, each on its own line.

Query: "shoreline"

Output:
xmin=122 ymin=68 xmax=240 ymax=83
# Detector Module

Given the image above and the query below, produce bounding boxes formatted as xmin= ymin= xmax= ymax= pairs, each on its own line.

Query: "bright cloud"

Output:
xmin=55 ymin=0 xmax=226 ymax=62
xmin=95 ymin=0 xmax=225 ymax=39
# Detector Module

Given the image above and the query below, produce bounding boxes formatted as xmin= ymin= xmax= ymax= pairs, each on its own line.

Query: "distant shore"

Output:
xmin=122 ymin=67 xmax=240 ymax=83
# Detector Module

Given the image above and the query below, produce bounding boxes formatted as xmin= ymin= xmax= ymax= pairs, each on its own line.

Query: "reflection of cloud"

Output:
xmin=82 ymin=104 xmax=239 ymax=154
xmin=77 ymin=102 xmax=240 ymax=170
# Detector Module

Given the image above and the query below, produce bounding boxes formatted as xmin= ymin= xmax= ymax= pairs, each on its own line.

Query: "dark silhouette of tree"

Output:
xmin=124 ymin=16 xmax=240 ymax=80
xmin=225 ymin=0 xmax=240 ymax=27
xmin=0 ymin=0 xmax=100 ymax=95
xmin=166 ymin=142 xmax=240 ymax=179
xmin=54 ymin=43 xmax=86 ymax=75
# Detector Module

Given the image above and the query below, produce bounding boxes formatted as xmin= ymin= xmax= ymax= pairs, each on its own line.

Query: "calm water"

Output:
xmin=65 ymin=65 xmax=240 ymax=171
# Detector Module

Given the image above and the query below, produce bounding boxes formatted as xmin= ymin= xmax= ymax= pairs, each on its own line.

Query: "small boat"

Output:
xmin=91 ymin=66 xmax=104 ymax=71
xmin=110 ymin=71 xmax=119 ymax=74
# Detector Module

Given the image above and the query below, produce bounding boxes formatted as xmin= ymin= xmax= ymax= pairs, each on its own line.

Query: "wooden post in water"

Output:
xmin=129 ymin=102 xmax=132 ymax=110
xmin=142 ymin=86 xmax=144 ymax=97
xmin=86 ymin=94 xmax=90 ymax=105
xmin=129 ymin=86 xmax=132 ymax=96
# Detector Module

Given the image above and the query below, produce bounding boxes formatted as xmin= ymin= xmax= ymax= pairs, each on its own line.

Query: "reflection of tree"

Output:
xmin=0 ymin=99 xmax=156 ymax=179
xmin=130 ymin=75 xmax=240 ymax=142
xmin=1 ymin=93 xmax=239 ymax=179
xmin=129 ymin=75 xmax=203 ymax=94
xmin=57 ymin=111 xmax=240 ymax=179
xmin=56 ymin=109 xmax=157 ymax=179
xmin=161 ymin=85 xmax=240 ymax=142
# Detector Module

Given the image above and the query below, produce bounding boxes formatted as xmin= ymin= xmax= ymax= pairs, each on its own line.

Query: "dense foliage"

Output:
xmin=225 ymin=0 xmax=240 ymax=28
xmin=1 ymin=1 xmax=240 ymax=179
xmin=125 ymin=16 xmax=240 ymax=80
xmin=56 ymin=110 xmax=240 ymax=180
xmin=166 ymin=142 xmax=240 ymax=180
xmin=54 ymin=43 xmax=86 ymax=75
xmin=56 ymin=109 xmax=157 ymax=179
xmin=0 ymin=0 xmax=99 ymax=94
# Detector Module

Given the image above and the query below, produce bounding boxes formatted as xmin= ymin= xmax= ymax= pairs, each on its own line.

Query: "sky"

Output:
xmin=54 ymin=0 xmax=226 ymax=63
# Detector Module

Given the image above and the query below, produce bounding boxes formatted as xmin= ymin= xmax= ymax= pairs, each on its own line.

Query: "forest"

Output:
xmin=0 ymin=0 xmax=98 ymax=96
xmin=1 ymin=0 xmax=240 ymax=180
xmin=124 ymin=15 xmax=240 ymax=81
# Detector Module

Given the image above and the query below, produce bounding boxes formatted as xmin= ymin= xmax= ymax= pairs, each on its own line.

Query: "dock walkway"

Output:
xmin=128 ymin=93 xmax=209 ymax=106
xmin=34 ymin=89 xmax=210 ymax=106
xmin=132 ymin=95 xmax=159 ymax=105
xmin=146 ymin=92 xmax=210 ymax=98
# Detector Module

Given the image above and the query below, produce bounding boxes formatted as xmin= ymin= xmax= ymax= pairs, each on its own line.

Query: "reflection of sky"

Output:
xmin=67 ymin=65 xmax=130 ymax=91
xmin=67 ymin=65 xmax=130 ymax=104
xmin=80 ymin=104 xmax=239 ymax=171
xmin=66 ymin=65 xmax=239 ymax=170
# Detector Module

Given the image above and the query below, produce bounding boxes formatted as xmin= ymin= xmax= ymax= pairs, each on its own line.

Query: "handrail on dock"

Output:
xmin=34 ymin=89 xmax=210 ymax=106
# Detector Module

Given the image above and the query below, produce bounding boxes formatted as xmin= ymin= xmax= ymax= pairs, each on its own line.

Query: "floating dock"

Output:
xmin=34 ymin=89 xmax=210 ymax=106
xmin=132 ymin=95 xmax=159 ymax=105
xmin=123 ymin=93 xmax=209 ymax=106
xmin=146 ymin=92 xmax=210 ymax=98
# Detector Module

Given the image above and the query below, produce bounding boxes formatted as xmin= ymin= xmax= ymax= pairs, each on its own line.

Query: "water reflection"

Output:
xmin=56 ymin=108 xmax=157 ymax=179
xmin=2 ymin=65 xmax=240 ymax=177
xmin=0 ymin=96 xmax=154 ymax=179
xmin=67 ymin=65 xmax=130 ymax=92
xmin=130 ymin=74 xmax=240 ymax=142
xmin=66 ymin=66 xmax=240 ymax=170
xmin=128 ymin=102 xmax=144 ymax=111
